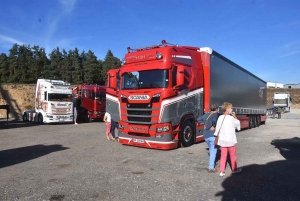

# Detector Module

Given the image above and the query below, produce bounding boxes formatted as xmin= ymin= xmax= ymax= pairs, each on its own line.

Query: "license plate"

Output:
xmin=132 ymin=138 xmax=144 ymax=143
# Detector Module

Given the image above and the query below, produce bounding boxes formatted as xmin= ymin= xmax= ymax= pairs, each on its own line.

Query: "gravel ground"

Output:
xmin=0 ymin=110 xmax=300 ymax=201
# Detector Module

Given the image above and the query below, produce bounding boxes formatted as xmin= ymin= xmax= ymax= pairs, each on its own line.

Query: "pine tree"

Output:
xmin=101 ymin=50 xmax=121 ymax=82
xmin=48 ymin=47 xmax=63 ymax=80
xmin=0 ymin=53 xmax=9 ymax=83
xmin=83 ymin=50 xmax=99 ymax=84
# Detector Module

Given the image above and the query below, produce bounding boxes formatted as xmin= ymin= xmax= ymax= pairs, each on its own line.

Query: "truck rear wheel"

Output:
xmin=38 ymin=114 xmax=43 ymax=124
xmin=179 ymin=120 xmax=194 ymax=147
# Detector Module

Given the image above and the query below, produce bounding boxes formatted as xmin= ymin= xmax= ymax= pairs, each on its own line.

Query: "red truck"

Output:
xmin=106 ymin=40 xmax=267 ymax=150
xmin=73 ymin=84 xmax=106 ymax=122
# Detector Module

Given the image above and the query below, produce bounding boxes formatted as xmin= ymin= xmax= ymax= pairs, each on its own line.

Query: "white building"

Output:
xmin=266 ymin=82 xmax=284 ymax=88
xmin=284 ymin=83 xmax=300 ymax=88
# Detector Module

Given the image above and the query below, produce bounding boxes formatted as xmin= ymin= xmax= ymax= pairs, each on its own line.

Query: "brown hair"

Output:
xmin=222 ymin=102 xmax=232 ymax=112
xmin=210 ymin=103 xmax=219 ymax=111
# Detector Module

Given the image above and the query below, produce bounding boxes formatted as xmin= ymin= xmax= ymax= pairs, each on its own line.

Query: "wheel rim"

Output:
xmin=183 ymin=125 xmax=192 ymax=142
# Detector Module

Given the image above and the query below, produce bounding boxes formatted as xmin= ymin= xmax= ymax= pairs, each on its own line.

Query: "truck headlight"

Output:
xmin=157 ymin=126 xmax=169 ymax=132
xmin=119 ymin=124 xmax=124 ymax=130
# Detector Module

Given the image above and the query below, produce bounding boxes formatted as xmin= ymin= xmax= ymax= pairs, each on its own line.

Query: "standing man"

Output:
xmin=277 ymin=107 xmax=282 ymax=119
xmin=197 ymin=104 xmax=219 ymax=172
xmin=272 ymin=107 xmax=277 ymax=119
xmin=72 ymin=94 xmax=78 ymax=125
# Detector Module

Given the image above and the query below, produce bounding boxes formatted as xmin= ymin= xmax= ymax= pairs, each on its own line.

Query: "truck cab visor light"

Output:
xmin=156 ymin=52 xmax=163 ymax=59
xmin=121 ymin=94 xmax=127 ymax=103
xmin=151 ymin=93 xmax=161 ymax=103
xmin=157 ymin=126 xmax=170 ymax=132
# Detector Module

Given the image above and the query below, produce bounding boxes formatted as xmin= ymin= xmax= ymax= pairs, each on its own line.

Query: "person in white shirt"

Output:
xmin=103 ymin=112 xmax=114 ymax=141
xmin=214 ymin=102 xmax=242 ymax=177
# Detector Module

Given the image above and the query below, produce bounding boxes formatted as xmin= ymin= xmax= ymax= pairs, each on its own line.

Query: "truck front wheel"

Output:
xmin=85 ymin=111 xmax=91 ymax=122
xmin=179 ymin=120 xmax=194 ymax=147
xmin=38 ymin=114 xmax=43 ymax=124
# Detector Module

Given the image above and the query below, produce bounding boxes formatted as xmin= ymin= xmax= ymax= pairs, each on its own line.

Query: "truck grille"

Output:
xmin=274 ymin=99 xmax=286 ymax=104
xmin=128 ymin=116 xmax=151 ymax=122
xmin=126 ymin=103 xmax=152 ymax=123
xmin=127 ymin=110 xmax=151 ymax=115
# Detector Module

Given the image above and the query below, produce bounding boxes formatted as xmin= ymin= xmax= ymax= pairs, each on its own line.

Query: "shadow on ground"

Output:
xmin=214 ymin=137 xmax=300 ymax=201
xmin=0 ymin=119 xmax=40 ymax=129
xmin=0 ymin=144 xmax=69 ymax=168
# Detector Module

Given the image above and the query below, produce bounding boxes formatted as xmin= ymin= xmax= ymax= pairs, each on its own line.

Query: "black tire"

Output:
xmin=85 ymin=111 xmax=91 ymax=123
xmin=179 ymin=119 xmax=195 ymax=147
xmin=253 ymin=116 xmax=257 ymax=128
xmin=23 ymin=112 xmax=27 ymax=122
xmin=38 ymin=113 xmax=43 ymax=124
xmin=249 ymin=115 xmax=254 ymax=129
xmin=256 ymin=115 xmax=260 ymax=127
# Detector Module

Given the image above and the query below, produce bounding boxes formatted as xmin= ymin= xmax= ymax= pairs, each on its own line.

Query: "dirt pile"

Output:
xmin=0 ymin=84 xmax=35 ymax=119
xmin=267 ymin=88 xmax=300 ymax=109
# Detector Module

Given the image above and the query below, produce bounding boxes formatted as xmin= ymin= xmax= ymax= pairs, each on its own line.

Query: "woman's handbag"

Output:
xmin=214 ymin=115 xmax=226 ymax=146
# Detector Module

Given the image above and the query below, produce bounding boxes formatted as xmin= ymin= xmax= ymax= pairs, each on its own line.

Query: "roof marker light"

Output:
xmin=156 ymin=52 xmax=163 ymax=59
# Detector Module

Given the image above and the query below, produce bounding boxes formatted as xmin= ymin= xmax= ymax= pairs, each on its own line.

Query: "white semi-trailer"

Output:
xmin=23 ymin=79 xmax=73 ymax=123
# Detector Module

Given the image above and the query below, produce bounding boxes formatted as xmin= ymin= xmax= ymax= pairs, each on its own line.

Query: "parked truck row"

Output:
xmin=106 ymin=40 xmax=267 ymax=150
xmin=22 ymin=40 xmax=268 ymax=151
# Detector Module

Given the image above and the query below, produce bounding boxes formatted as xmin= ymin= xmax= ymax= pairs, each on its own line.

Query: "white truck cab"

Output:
xmin=273 ymin=92 xmax=292 ymax=112
xmin=23 ymin=79 xmax=73 ymax=123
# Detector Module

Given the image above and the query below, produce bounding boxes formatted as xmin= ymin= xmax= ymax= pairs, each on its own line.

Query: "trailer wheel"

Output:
xmin=253 ymin=116 xmax=258 ymax=128
xmin=256 ymin=115 xmax=260 ymax=127
xmin=249 ymin=115 xmax=254 ymax=129
xmin=38 ymin=114 xmax=43 ymax=124
xmin=179 ymin=120 xmax=194 ymax=147
xmin=23 ymin=112 xmax=27 ymax=122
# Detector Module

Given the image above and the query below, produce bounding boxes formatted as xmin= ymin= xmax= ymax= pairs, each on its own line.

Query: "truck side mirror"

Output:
xmin=109 ymin=72 xmax=117 ymax=89
xmin=176 ymin=65 xmax=185 ymax=87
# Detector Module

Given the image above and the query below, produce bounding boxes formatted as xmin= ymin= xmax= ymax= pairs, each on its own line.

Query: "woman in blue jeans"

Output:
xmin=197 ymin=104 xmax=219 ymax=172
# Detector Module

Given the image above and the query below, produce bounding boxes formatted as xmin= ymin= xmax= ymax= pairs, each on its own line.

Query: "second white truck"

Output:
xmin=23 ymin=79 xmax=73 ymax=123
xmin=273 ymin=92 xmax=292 ymax=112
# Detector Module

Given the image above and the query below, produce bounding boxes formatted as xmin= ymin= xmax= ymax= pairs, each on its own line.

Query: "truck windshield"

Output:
xmin=122 ymin=69 xmax=168 ymax=89
xmin=95 ymin=92 xmax=106 ymax=100
xmin=48 ymin=93 xmax=72 ymax=102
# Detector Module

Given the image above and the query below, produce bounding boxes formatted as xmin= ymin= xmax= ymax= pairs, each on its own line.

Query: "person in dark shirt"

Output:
xmin=197 ymin=104 xmax=219 ymax=172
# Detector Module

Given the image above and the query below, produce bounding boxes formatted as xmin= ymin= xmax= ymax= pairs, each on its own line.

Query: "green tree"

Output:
xmin=0 ymin=53 xmax=9 ymax=83
xmin=48 ymin=47 xmax=63 ymax=80
xmin=101 ymin=50 xmax=121 ymax=82
xmin=69 ymin=48 xmax=83 ymax=84
xmin=82 ymin=50 xmax=100 ymax=84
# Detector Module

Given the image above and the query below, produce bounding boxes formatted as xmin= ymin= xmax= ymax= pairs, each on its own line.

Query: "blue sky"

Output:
xmin=0 ymin=0 xmax=299 ymax=84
